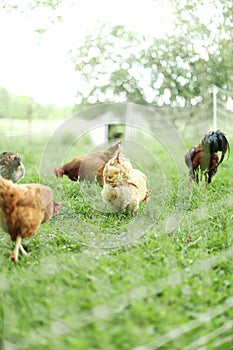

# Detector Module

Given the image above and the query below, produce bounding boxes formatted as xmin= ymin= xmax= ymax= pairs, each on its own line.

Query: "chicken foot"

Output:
xmin=9 ymin=235 xmax=28 ymax=263
xmin=19 ymin=243 xmax=28 ymax=256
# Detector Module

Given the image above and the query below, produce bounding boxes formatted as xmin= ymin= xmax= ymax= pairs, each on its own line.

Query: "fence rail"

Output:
xmin=0 ymin=119 xmax=63 ymax=137
xmin=1 ymin=91 xmax=233 ymax=143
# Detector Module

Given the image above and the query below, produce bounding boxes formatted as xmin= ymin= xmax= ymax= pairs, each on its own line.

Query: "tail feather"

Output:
xmin=201 ymin=130 xmax=230 ymax=164
xmin=104 ymin=140 xmax=122 ymax=159
xmin=185 ymin=130 xmax=229 ymax=185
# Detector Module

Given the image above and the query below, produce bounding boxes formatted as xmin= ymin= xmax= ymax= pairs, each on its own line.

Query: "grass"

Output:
xmin=0 ymin=130 xmax=233 ymax=350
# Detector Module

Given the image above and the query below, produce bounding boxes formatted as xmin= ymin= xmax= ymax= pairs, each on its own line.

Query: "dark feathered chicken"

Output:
xmin=54 ymin=141 xmax=122 ymax=185
xmin=0 ymin=151 xmax=25 ymax=182
xmin=185 ymin=130 xmax=230 ymax=184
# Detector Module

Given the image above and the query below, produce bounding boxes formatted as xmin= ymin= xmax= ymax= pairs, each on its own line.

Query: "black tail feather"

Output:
xmin=201 ymin=130 xmax=230 ymax=164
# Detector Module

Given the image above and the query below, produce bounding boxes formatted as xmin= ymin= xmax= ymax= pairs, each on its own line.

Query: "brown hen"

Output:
xmin=54 ymin=141 xmax=121 ymax=185
xmin=0 ymin=176 xmax=60 ymax=262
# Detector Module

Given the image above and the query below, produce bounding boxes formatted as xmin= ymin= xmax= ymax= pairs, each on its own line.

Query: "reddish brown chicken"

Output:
xmin=54 ymin=141 xmax=121 ymax=185
xmin=185 ymin=130 xmax=230 ymax=184
xmin=0 ymin=176 xmax=60 ymax=262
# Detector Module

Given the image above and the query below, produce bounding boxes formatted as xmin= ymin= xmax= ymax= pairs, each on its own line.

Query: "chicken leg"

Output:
xmin=9 ymin=235 xmax=28 ymax=263
xmin=19 ymin=243 xmax=28 ymax=256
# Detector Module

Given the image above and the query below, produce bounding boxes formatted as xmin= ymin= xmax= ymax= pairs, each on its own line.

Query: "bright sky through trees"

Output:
xmin=0 ymin=0 xmax=173 ymax=106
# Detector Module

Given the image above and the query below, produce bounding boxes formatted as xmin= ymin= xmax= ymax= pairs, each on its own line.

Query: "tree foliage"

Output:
xmin=2 ymin=0 xmax=233 ymax=108
xmin=0 ymin=87 xmax=72 ymax=120
xmin=1 ymin=0 xmax=63 ymax=11
xmin=1 ymin=0 xmax=64 ymax=35
xmin=71 ymin=0 xmax=233 ymax=106
xmin=171 ymin=0 xmax=233 ymax=89
xmin=71 ymin=25 xmax=151 ymax=105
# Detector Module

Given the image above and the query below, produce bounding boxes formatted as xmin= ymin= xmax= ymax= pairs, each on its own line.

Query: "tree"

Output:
xmin=0 ymin=87 xmax=72 ymax=120
xmin=1 ymin=0 xmax=64 ymax=35
xmin=170 ymin=0 xmax=233 ymax=91
xmin=71 ymin=0 xmax=233 ymax=107
xmin=1 ymin=0 xmax=63 ymax=11
xmin=70 ymin=25 xmax=150 ymax=105
xmin=3 ymin=0 xmax=233 ymax=107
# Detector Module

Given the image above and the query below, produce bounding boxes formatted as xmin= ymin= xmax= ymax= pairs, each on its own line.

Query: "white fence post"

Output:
xmin=213 ymin=85 xmax=218 ymax=130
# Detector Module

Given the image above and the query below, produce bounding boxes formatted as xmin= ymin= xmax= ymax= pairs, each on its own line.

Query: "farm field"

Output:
xmin=0 ymin=125 xmax=233 ymax=350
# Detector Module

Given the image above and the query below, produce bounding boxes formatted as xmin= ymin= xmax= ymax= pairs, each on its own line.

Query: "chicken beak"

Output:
xmin=54 ymin=168 xmax=63 ymax=178
xmin=54 ymin=168 xmax=58 ymax=177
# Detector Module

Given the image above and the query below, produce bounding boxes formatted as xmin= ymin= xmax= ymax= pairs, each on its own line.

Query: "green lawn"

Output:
xmin=0 ymin=130 xmax=232 ymax=350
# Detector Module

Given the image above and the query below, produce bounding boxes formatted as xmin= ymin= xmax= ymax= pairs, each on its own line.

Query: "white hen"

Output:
xmin=101 ymin=152 xmax=150 ymax=212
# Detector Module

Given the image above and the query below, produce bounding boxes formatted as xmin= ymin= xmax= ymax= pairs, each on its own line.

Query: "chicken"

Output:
xmin=0 ymin=151 xmax=25 ymax=182
xmin=101 ymin=152 xmax=151 ymax=212
xmin=185 ymin=130 xmax=230 ymax=184
xmin=0 ymin=176 xmax=60 ymax=263
xmin=54 ymin=141 xmax=122 ymax=185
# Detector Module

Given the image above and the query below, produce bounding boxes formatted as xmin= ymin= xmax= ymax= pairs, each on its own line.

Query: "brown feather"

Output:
xmin=0 ymin=176 xmax=59 ymax=248
xmin=54 ymin=141 xmax=122 ymax=184
xmin=185 ymin=145 xmax=219 ymax=184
